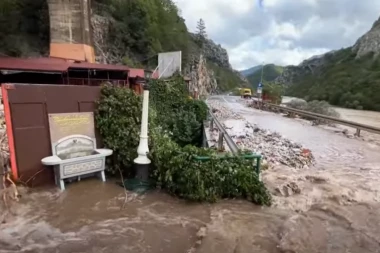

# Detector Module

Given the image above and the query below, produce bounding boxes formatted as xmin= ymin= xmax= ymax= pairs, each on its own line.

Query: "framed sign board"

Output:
xmin=48 ymin=112 xmax=95 ymax=143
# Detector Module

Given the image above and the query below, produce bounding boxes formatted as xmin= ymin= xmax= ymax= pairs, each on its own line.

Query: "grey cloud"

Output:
xmin=265 ymin=1 xmax=315 ymax=26
xmin=209 ymin=6 xmax=271 ymax=47
xmin=295 ymin=21 xmax=348 ymax=49
xmin=268 ymin=0 xmax=380 ymax=50
xmin=210 ymin=0 xmax=380 ymax=51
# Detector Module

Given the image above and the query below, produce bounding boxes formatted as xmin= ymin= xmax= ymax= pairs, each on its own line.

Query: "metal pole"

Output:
xmin=218 ymin=132 xmax=224 ymax=151
xmin=259 ymin=62 xmax=265 ymax=109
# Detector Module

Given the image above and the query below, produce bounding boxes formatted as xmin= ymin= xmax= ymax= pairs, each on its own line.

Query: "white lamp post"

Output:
xmin=134 ymin=81 xmax=151 ymax=180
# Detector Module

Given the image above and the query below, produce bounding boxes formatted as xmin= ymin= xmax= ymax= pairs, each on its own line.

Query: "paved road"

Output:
xmin=211 ymin=95 xmax=380 ymax=169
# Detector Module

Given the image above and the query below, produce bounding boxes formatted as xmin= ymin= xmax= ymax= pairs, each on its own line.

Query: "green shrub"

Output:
xmin=286 ymin=99 xmax=340 ymax=124
xmin=149 ymin=128 xmax=271 ymax=205
xmin=96 ymin=83 xmax=272 ymax=206
xmin=95 ymin=85 xmax=156 ymax=176
xmin=306 ymin=100 xmax=340 ymax=118
xmin=183 ymin=99 xmax=209 ymax=123
xmin=166 ymin=109 xmax=201 ymax=146
xmin=285 ymin=100 xmax=307 ymax=110
xmin=150 ymin=76 xmax=208 ymax=146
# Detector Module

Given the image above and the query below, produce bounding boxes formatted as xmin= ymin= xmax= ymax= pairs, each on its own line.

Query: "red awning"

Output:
xmin=0 ymin=57 xmax=69 ymax=72
xmin=0 ymin=57 xmax=130 ymax=73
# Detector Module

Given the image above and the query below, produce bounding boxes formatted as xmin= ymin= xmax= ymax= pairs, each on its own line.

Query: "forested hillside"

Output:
xmin=0 ymin=0 xmax=49 ymax=57
xmin=0 ymin=0 xmax=245 ymax=91
xmin=245 ymin=64 xmax=283 ymax=88
xmin=239 ymin=65 xmax=262 ymax=77
xmin=278 ymin=16 xmax=380 ymax=111
xmin=285 ymin=49 xmax=380 ymax=111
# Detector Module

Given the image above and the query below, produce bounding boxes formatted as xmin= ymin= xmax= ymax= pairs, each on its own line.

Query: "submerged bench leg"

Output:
xmin=59 ymin=180 xmax=65 ymax=191
xmin=100 ymin=171 xmax=106 ymax=182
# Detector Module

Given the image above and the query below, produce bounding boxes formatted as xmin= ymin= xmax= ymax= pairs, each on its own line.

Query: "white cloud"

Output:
xmin=229 ymin=38 xmax=329 ymax=70
xmin=175 ymin=0 xmax=380 ymax=70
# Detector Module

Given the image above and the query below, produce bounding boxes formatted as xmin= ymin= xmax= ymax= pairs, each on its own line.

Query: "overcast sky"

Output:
xmin=176 ymin=0 xmax=380 ymax=70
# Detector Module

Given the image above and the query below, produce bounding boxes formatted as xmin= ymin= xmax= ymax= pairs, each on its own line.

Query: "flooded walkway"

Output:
xmin=3 ymin=179 xmax=380 ymax=253
xmin=1 ymin=180 xmax=210 ymax=253
xmin=2 ymin=96 xmax=380 ymax=252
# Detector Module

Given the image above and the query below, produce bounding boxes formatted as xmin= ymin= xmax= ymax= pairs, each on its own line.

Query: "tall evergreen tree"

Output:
xmin=196 ymin=18 xmax=207 ymax=39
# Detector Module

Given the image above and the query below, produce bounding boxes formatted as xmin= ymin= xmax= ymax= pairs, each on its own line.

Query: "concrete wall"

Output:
xmin=48 ymin=0 xmax=95 ymax=62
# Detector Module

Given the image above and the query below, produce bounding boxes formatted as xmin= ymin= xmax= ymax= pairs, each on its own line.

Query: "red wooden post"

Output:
xmin=2 ymin=84 xmax=18 ymax=180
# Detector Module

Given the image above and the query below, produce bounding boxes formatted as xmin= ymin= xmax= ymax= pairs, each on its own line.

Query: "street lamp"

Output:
xmin=144 ymin=70 xmax=152 ymax=79
xmin=134 ymin=81 xmax=151 ymax=181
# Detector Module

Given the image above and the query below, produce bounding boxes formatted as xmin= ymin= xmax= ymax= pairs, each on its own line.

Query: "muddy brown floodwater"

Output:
xmin=1 ymin=96 xmax=380 ymax=253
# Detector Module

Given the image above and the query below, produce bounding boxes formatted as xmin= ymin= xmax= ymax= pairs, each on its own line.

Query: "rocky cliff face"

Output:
xmin=92 ymin=14 xmax=118 ymax=64
xmin=275 ymin=51 xmax=335 ymax=86
xmin=353 ymin=17 xmax=380 ymax=58
xmin=185 ymin=54 xmax=218 ymax=97
xmin=190 ymin=33 xmax=231 ymax=69
xmin=92 ymin=14 xmax=243 ymax=94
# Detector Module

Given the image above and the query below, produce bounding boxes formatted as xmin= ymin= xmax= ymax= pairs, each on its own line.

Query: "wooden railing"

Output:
xmin=67 ymin=78 xmax=127 ymax=87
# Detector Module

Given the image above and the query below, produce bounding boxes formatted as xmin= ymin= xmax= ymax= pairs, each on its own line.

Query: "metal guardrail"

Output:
xmin=204 ymin=110 xmax=262 ymax=180
xmin=208 ymin=110 xmax=239 ymax=153
xmin=263 ymin=102 xmax=380 ymax=136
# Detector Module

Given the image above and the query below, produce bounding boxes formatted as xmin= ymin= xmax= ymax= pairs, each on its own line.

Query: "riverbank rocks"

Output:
xmin=207 ymin=100 xmax=243 ymax=120
xmin=207 ymin=100 xmax=315 ymax=169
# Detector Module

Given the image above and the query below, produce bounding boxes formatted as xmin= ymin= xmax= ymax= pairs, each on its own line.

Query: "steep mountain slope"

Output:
xmin=240 ymin=65 xmax=263 ymax=77
xmin=0 ymin=0 xmax=246 ymax=93
xmin=277 ymin=16 xmax=380 ymax=111
xmin=246 ymin=64 xmax=283 ymax=87
xmin=0 ymin=0 xmax=49 ymax=57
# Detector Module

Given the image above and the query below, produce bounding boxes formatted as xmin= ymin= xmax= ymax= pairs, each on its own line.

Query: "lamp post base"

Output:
xmin=133 ymin=162 xmax=150 ymax=181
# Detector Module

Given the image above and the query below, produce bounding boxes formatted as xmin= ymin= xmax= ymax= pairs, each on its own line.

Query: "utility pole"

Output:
xmin=257 ymin=62 xmax=265 ymax=109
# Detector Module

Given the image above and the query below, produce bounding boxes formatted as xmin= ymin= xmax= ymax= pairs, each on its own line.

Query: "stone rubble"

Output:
xmin=207 ymin=100 xmax=315 ymax=169
xmin=207 ymin=100 xmax=243 ymax=121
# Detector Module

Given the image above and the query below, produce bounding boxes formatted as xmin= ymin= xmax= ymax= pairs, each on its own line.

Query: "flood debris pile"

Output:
xmin=208 ymin=101 xmax=315 ymax=169
xmin=207 ymin=100 xmax=243 ymax=120
xmin=0 ymin=108 xmax=10 ymax=184
xmin=0 ymin=109 xmax=19 ymax=225
xmin=226 ymin=120 xmax=314 ymax=169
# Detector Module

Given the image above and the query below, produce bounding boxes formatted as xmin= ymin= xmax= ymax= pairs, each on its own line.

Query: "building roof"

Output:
xmin=0 ymin=57 xmax=130 ymax=73
xmin=0 ymin=57 xmax=69 ymax=72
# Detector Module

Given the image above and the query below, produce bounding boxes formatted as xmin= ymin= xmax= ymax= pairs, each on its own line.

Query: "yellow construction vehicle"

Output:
xmin=240 ymin=88 xmax=252 ymax=99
